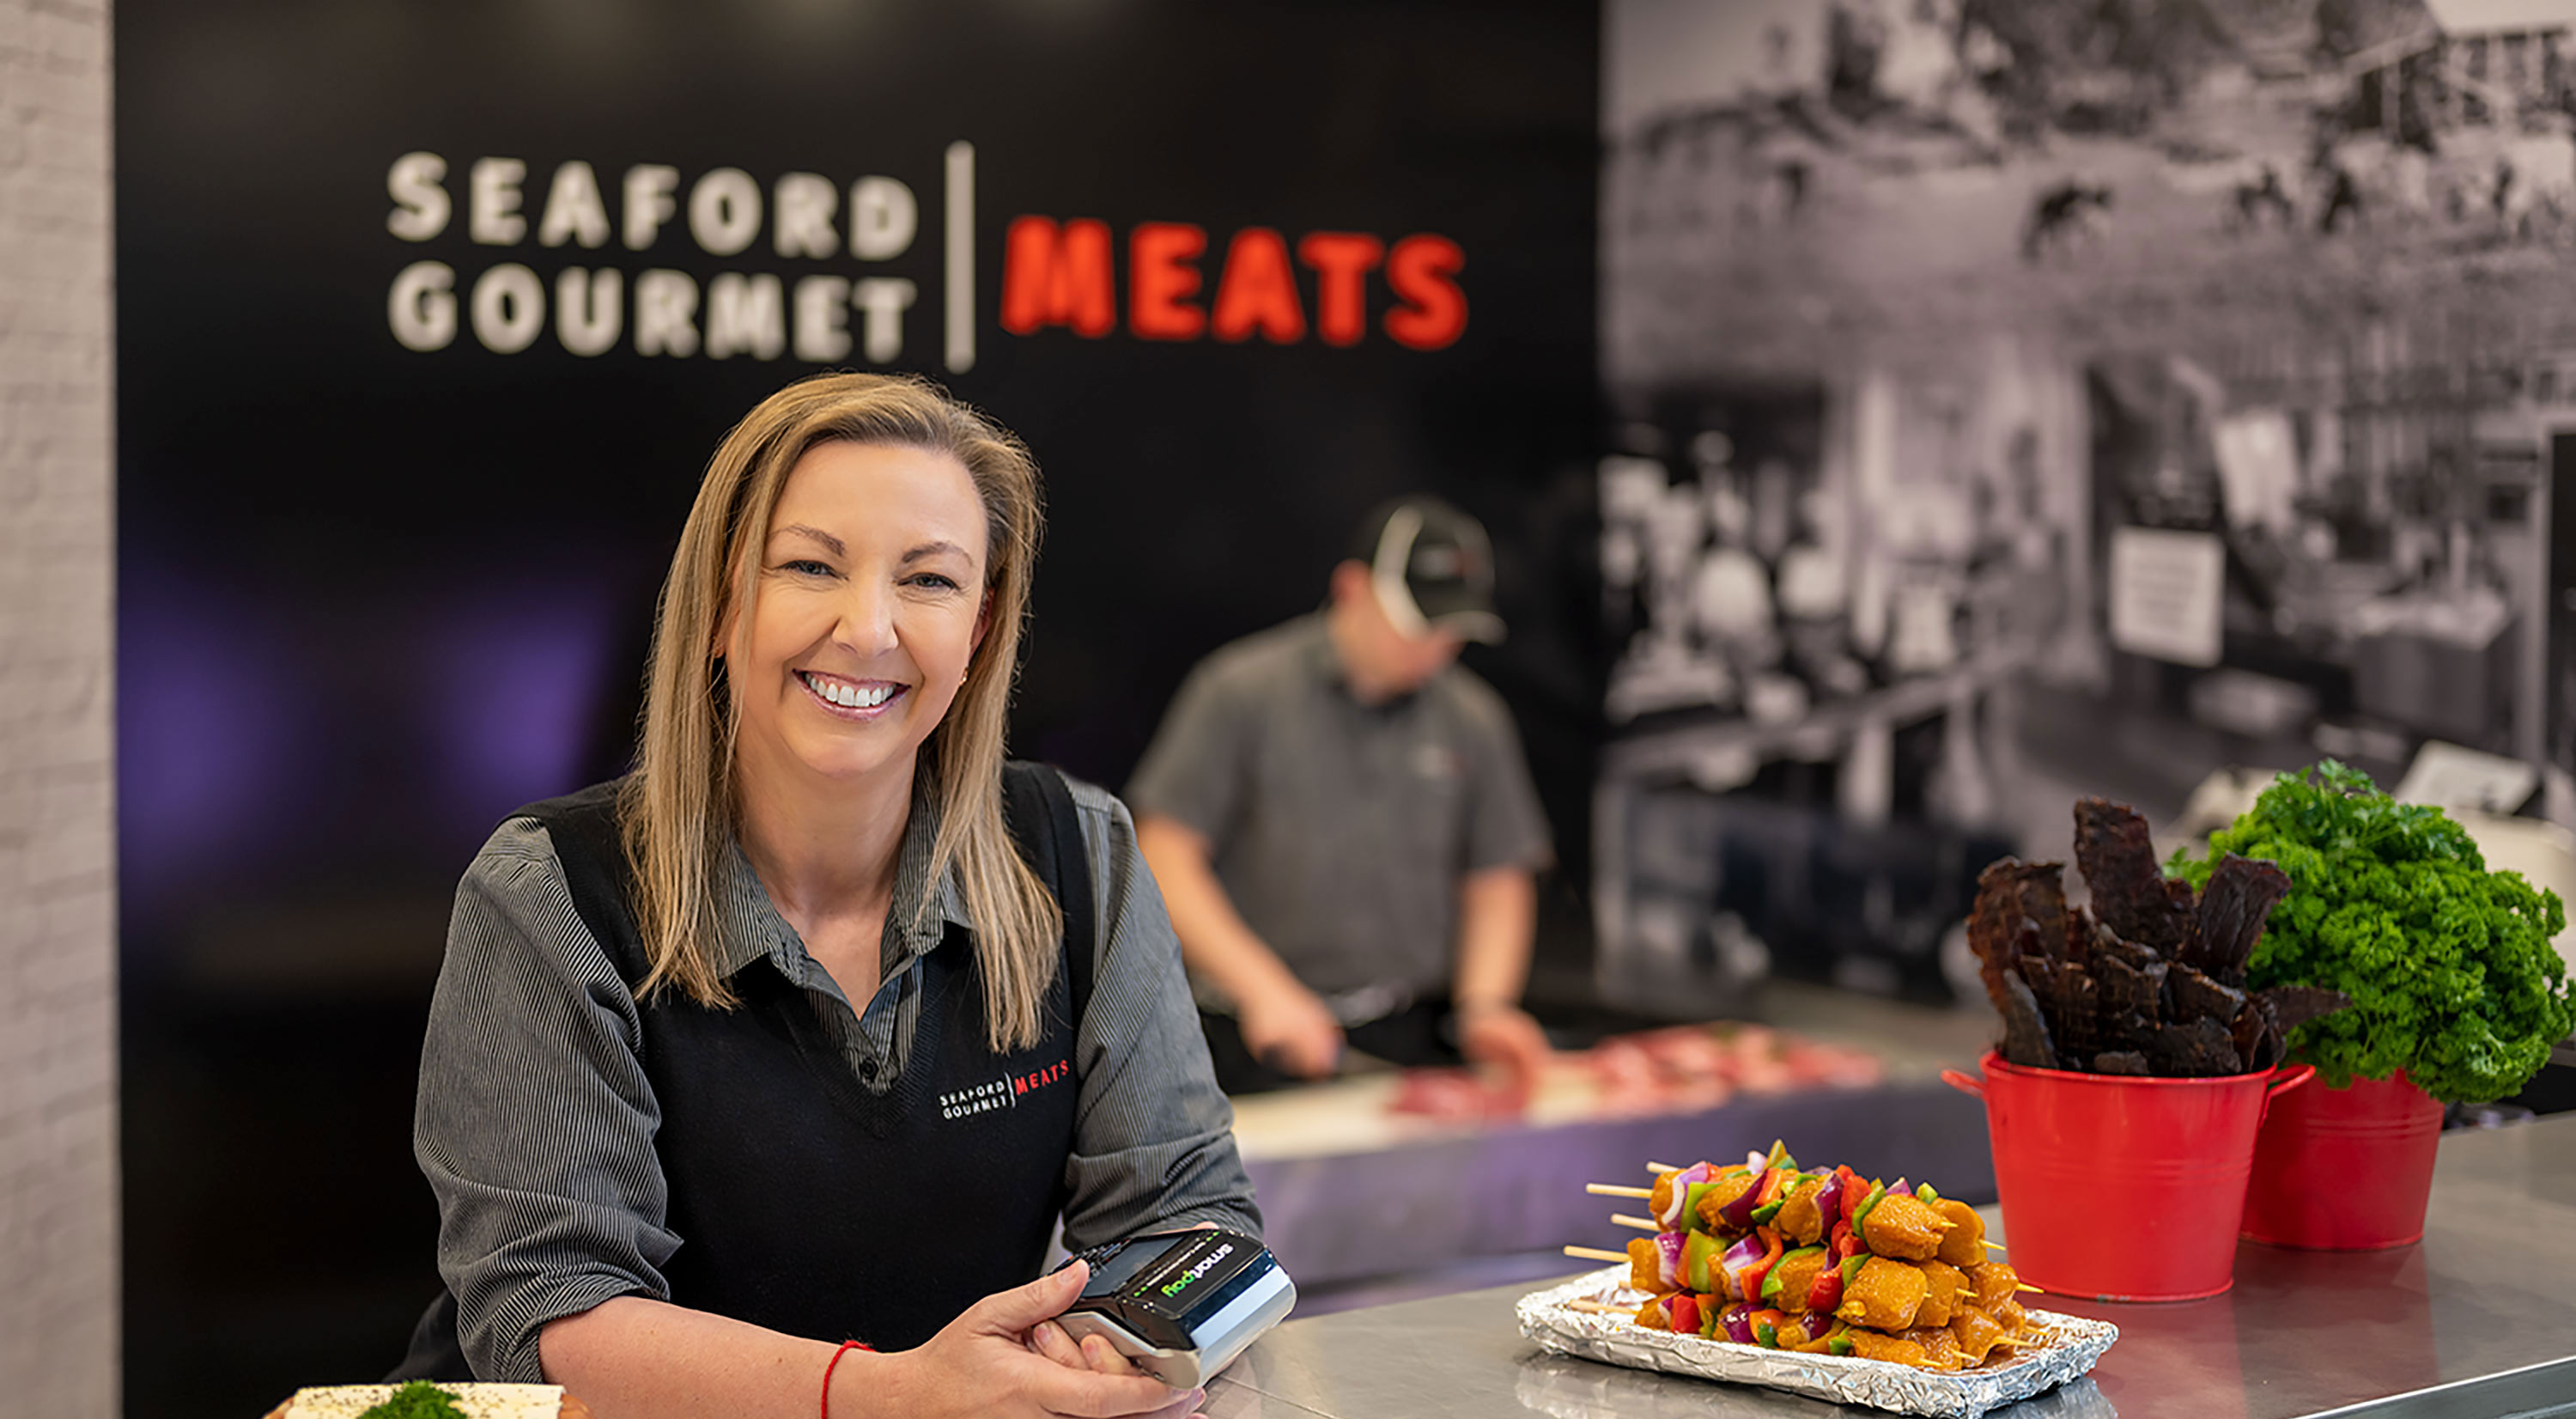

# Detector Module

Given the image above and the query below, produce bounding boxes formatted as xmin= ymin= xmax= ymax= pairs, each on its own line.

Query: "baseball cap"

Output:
xmin=1350 ymin=496 xmax=1505 ymax=644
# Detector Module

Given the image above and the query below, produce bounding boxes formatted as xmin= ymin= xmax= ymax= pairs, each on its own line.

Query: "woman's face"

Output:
xmin=726 ymin=441 xmax=990 ymax=793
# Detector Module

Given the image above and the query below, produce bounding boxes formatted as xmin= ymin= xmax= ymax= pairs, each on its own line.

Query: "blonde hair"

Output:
xmin=617 ymin=372 xmax=1062 ymax=1051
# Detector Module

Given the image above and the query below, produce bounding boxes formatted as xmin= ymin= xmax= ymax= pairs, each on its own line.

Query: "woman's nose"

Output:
xmin=835 ymin=579 xmax=898 ymax=654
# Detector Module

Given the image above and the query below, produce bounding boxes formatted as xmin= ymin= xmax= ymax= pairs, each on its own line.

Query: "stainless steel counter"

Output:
xmin=1206 ymin=1114 xmax=2576 ymax=1418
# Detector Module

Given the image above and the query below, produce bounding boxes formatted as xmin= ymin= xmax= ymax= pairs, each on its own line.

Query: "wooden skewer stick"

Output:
xmin=1564 ymin=1298 xmax=1632 ymax=1315
xmin=2016 ymin=1283 xmax=2044 ymax=1293
xmin=1585 ymin=1183 xmax=1653 ymax=1198
xmin=1611 ymin=1213 xmax=1659 ymax=1231
xmin=1564 ymin=1245 xmax=1631 ymax=1264
xmin=1646 ymin=1160 xmax=1681 ymax=1173
xmin=1986 ymin=1239 xmax=2007 ymax=1251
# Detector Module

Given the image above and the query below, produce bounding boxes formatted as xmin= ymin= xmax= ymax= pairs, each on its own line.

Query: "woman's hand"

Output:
xmin=866 ymin=1262 xmax=1204 ymax=1419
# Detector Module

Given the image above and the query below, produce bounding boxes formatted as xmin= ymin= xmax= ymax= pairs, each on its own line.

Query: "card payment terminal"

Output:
xmin=1052 ymin=1227 xmax=1296 ymax=1389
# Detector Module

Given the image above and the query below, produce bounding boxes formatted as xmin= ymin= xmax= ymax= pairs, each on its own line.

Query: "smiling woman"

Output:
xmin=399 ymin=374 xmax=1261 ymax=1419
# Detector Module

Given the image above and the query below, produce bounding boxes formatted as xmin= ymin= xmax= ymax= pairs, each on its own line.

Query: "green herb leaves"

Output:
xmin=2168 ymin=760 xmax=2575 ymax=1104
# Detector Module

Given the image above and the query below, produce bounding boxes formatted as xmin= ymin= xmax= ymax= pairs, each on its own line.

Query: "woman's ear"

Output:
xmin=972 ymin=590 xmax=993 ymax=654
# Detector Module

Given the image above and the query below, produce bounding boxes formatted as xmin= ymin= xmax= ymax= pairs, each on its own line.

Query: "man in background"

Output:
xmin=1129 ymin=496 xmax=1555 ymax=1093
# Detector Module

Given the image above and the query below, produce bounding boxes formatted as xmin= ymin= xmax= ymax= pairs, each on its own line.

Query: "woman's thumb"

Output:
xmin=976 ymin=1260 xmax=1088 ymax=1333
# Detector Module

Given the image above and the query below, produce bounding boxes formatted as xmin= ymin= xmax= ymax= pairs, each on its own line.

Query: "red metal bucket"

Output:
xmin=1943 ymin=1051 xmax=2312 ymax=1301
xmin=2241 ymin=1070 xmax=2441 ymax=1250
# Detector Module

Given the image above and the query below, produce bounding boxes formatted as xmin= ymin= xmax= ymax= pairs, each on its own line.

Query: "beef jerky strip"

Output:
xmin=2040 ymin=963 xmax=2104 ymax=1061
xmin=1998 ymin=966 xmax=2059 ymax=1070
xmin=1969 ymin=860 xmax=2068 ymax=1018
xmin=2188 ymin=854 xmax=2292 ymax=988
xmin=2073 ymin=798 xmax=2195 ymax=955
xmin=2084 ymin=908 xmax=2164 ymax=971
xmin=2232 ymin=993 xmax=2276 ymax=1073
xmin=2091 ymin=1051 xmax=2151 ymax=1075
xmin=2257 ymin=984 xmax=2354 ymax=1032
xmin=2164 ymin=962 xmax=2247 ymax=1033
xmin=2093 ymin=952 xmax=2163 ymax=1025
xmin=2148 ymin=1014 xmax=2245 ymax=1078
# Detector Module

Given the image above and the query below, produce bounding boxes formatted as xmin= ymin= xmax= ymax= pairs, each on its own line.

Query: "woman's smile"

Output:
xmin=795 ymin=668 xmax=909 ymax=720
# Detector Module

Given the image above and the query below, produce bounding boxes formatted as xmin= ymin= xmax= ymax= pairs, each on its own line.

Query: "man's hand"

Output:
xmin=1234 ymin=977 xmax=1345 ymax=1079
xmin=1457 ymin=1002 xmax=1550 ymax=1101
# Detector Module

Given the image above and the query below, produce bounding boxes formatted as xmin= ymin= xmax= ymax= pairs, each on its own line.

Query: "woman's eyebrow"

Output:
xmin=900 ymin=539 xmax=972 ymax=565
xmin=772 ymin=523 xmax=846 ymax=557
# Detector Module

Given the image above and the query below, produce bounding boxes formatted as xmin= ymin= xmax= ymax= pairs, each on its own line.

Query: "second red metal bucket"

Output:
xmin=1943 ymin=1050 xmax=2312 ymax=1301
xmin=2240 ymin=1070 xmax=2443 ymax=1250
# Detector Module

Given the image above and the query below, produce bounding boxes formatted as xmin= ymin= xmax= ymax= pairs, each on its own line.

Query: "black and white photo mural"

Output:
xmin=1594 ymin=0 xmax=2576 ymax=1014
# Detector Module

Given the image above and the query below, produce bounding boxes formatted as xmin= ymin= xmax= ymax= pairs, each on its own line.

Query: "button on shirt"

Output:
xmin=1126 ymin=614 xmax=1553 ymax=1005
xmin=414 ymin=774 xmax=1260 ymax=1379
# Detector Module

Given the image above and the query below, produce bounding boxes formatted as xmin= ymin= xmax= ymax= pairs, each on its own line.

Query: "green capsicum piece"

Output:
xmin=1838 ymin=1252 xmax=1867 ymax=1286
xmin=1748 ymin=1199 xmax=1785 ymax=1226
xmin=1849 ymin=1181 xmax=1887 ymax=1236
xmin=1917 ymin=1183 xmax=1941 ymax=1206
xmin=1828 ymin=1332 xmax=1855 ymax=1356
xmin=1753 ymin=1319 xmax=1777 ymax=1348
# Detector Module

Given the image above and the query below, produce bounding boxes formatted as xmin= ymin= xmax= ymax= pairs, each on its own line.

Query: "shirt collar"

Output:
xmin=713 ymin=766 xmax=973 ymax=984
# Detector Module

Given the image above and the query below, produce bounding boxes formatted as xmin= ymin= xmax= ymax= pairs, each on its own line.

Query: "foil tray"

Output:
xmin=1516 ymin=1268 xmax=2118 ymax=1419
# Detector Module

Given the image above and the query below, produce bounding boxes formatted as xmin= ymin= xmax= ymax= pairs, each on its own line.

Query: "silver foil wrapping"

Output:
xmin=1516 ymin=1267 xmax=2118 ymax=1419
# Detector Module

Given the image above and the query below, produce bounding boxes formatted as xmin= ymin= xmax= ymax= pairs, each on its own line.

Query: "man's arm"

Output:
xmin=1133 ymin=814 xmax=1344 ymax=1079
xmin=1451 ymin=864 xmax=1549 ymax=1086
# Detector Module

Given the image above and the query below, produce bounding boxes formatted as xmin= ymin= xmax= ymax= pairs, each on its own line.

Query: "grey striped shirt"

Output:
xmin=413 ymin=774 xmax=1261 ymax=1380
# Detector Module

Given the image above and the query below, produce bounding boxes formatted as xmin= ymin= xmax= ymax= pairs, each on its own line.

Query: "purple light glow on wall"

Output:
xmin=117 ymin=585 xmax=302 ymax=900
xmin=425 ymin=585 xmax=625 ymax=840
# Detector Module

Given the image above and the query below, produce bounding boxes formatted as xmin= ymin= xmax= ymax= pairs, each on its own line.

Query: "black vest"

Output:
xmin=395 ymin=763 xmax=1093 ymax=1378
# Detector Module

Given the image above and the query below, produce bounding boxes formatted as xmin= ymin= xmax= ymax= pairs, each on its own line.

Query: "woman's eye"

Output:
xmin=907 ymin=572 xmax=961 ymax=591
xmin=781 ymin=558 xmax=835 ymax=576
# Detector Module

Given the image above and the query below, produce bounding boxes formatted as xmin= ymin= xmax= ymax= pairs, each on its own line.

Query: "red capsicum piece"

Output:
xmin=1738 ymin=1226 xmax=1786 ymax=1301
xmin=1754 ymin=1166 xmax=1789 ymax=1208
xmin=1829 ymin=1217 xmax=1864 ymax=1261
xmin=1805 ymin=1260 xmax=1845 ymax=1313
xmin=1668 ymin=1293 xmax=1700 ymax=1337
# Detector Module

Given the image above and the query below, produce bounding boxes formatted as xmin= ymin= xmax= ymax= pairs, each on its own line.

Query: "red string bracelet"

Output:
xmin=821 ymin=1338 xmax=872 ymax=1419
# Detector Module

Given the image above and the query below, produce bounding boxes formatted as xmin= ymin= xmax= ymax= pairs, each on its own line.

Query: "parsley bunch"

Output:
xmin=2169 ymin=760 xmax=2575 ymax=1104
xmin=357 ymin=1382 xmax=469 ymax=1419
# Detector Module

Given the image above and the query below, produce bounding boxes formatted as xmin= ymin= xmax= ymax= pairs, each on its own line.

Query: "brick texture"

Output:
xmin=0 ymin=0 xmax=119 ymax=1413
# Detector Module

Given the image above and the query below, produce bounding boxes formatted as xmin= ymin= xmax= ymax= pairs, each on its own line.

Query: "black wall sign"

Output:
xmin=115 ymin=0 xmax=1596 ymax=1408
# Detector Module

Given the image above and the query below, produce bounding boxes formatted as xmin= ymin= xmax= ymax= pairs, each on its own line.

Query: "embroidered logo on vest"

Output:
xmin=937 ymin=1058 xmax=1070 ymax=1119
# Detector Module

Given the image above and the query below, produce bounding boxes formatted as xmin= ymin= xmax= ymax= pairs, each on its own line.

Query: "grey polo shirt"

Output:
xmin=1127 ymin=613 xmax=1552 ymax=1008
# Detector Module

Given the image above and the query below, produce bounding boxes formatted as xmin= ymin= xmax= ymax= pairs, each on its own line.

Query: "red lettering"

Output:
xmin=1000 ymin=216 xmax=1115 ymax=337
xmin=1382 ymin=234 xmax=1467 ymax=350
xmin=1129 ymin=222 xmax=1208 ymax=340
xmin=1210 ymin=227 xmax=1306 ymax=344
xmin=1012 ymin=1075 xmax=1027 ymax=1096
xmin=1297 ymin=232 xmax=1383 ymax=346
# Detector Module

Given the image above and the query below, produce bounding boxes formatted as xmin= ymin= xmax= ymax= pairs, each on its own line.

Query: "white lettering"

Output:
xmin=556 ymin=268 xmax=623 ymax=356
xmin=624 ymin=164 xmax=680 ymax=250
xmin=854 ymin=277 xmax=915 ymax=363
xmin=793 ymin=276 xmax=852 ymax=362
xmin=849 ymin=175 xmax=916 ymax=259
xmin=690 ymin=167 xmax=762 ymax=257
xmin=386 ymin=152 xmax=449 ymax=241
xmin=469 ymin=157 xmax=528 ymax=246
xmin=635 ymin=269 xmax=700 ymax=356
xmin=471 ymin=264 xmax=545 ymax=352
xmin=538 ymin=161 xmax=612 ymax=249
xmin=387 ymin=260 xmax=456 ymax=350
xmin=775 ymin=173 xmax=839 ymax=259
xmin=707 ymin=273 xmax=785 ymax=359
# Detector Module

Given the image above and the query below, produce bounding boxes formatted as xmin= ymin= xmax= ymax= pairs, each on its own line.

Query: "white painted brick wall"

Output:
xmin=0 ymin=0 xmax=119 ymax=1413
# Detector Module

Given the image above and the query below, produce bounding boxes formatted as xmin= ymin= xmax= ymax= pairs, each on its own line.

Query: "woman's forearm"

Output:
xmin=539 ymin=1296 xmax=878 ymax=1419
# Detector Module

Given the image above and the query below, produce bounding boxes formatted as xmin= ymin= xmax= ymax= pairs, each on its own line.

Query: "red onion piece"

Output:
xmin=1813 ymin=1172 xmax=1845 ymax=1232
xmin=1719 ymin=1303 xmax=1757 ymax=1345
xmin=1889 ymin=1178 xmax=1914 ymax=1197
xmin=1717 ymin=1169 xmax=1768 ymax=1231
xmin=1659 ymin=1162 xmax=1712 ymax=1228
xmin=1655 ymin=1230 xmax=1685 ymax=1288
